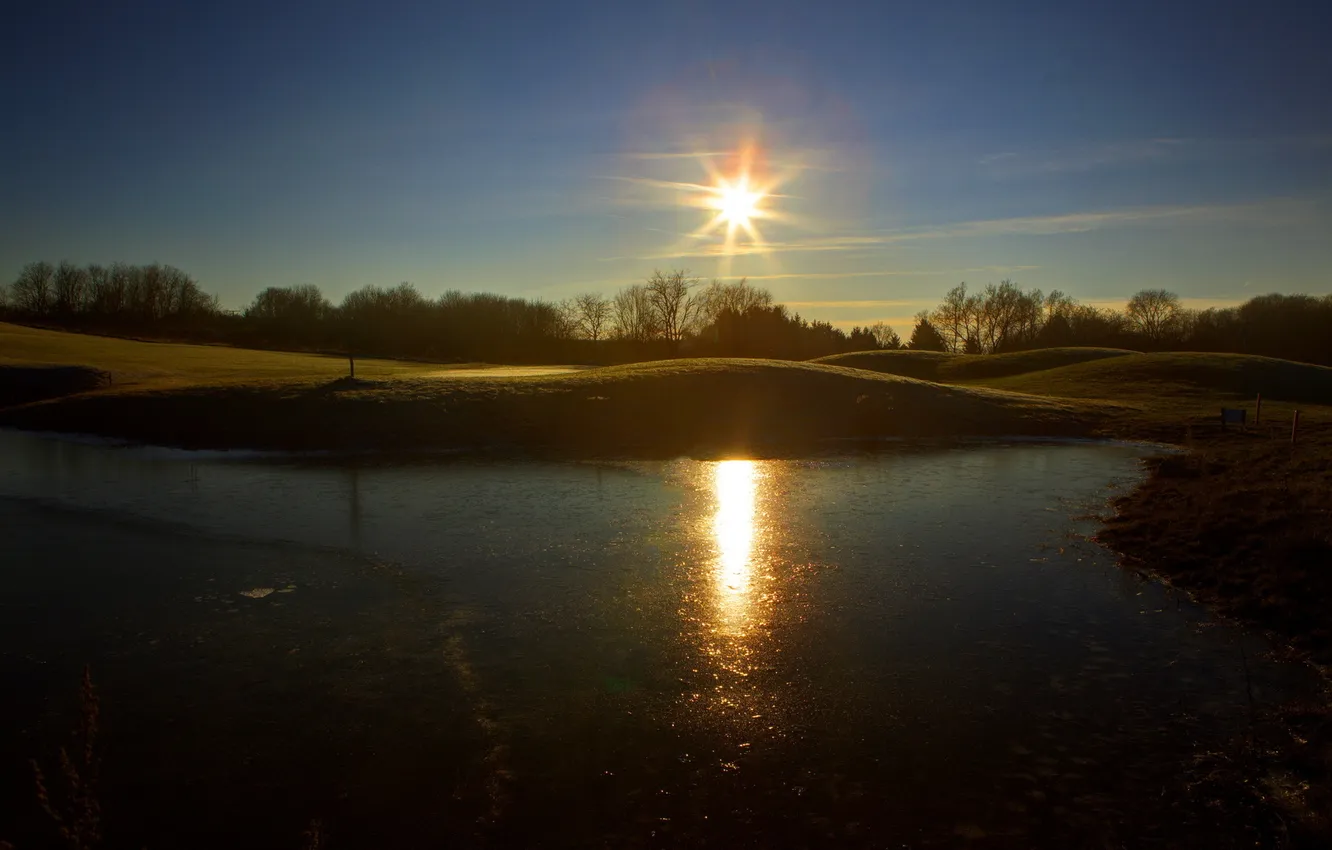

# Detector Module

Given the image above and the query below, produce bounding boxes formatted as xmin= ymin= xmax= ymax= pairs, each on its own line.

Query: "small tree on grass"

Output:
xmin=342 ymin=315 xmax=362 ymax=379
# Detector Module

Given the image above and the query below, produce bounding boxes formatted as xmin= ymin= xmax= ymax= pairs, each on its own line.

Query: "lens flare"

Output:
xmin=711 ymin=176 xmax=763 ymax=229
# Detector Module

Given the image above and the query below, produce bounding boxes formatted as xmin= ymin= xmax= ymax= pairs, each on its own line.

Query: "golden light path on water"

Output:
xmin=713 ymin=460 xmax=759 ymax=625
xmin=697 ymin=458 xmax=776 ymax=724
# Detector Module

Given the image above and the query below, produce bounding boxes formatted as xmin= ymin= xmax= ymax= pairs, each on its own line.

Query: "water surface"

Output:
xmin=0 ymin=430 xmax=1306 ymax=848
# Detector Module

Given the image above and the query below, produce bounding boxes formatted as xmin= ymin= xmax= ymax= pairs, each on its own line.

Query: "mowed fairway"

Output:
xmin=963 ymin=351 xmax=1332 ymax=441
xmin=0 ymin=323 xmax=582 ymax=390
xmin=819 ymin=345 xmax=1332 ymax=437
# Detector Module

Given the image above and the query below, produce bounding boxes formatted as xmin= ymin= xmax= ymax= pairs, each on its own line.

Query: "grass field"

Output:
xmin=982 ymin=350 xmax=1332 ymax=403
xmin=0 ymin=321 xmax=438 ymax=388
xmin=6 ymin=322 xmax=1332 ymax=449
xmin=817 ymin=345 xmax=1332 ymax=440
xmin=0 ymin=321 xmax=590 ymax=388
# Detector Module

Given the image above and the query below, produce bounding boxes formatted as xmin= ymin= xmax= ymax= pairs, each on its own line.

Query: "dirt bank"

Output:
xmin=1097 ymin=420 xmax=1332 ymax=843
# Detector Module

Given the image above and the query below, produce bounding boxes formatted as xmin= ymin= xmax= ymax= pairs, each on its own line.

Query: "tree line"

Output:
xmin=4 ymin=261 xmax=219 ymax=321
xmin=0 ymin=263 xmax=891 ymax=363
xmin=904 ymin=280 xmax=1332 ymax=365
xmin=4 ymin=260 xmax=1330 ymax=367
xmin=241 ymin=270 xmax=895 ymax=361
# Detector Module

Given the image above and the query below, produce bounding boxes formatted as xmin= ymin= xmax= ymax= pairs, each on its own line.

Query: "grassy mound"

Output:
xmin=944 ymin=347 xmax=1138 ymax=379
xmin=0 ymin=358 xmax=1099 ymax=453
xmin=810 ymin=350 xmax=957 ymax=379
xmin=986 ymin=352 xmax=1332 ymax=405
xmin=0 ymin=321 xmax=460 ymax=388
xmin=814 ymin=347 xmax=1135 ymax=381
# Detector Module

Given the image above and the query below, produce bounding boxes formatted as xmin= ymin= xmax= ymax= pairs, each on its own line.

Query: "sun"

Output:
xmin=695 ymin=166 xmax=773 ymax=256
xmin=647 ymin=142 xmax=795 ymax=260
xmin=712 ymin=177 xmax=762 ymax=227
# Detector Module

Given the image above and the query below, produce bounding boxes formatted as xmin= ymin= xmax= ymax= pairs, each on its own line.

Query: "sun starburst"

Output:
xmin=622 ymin=140 xmax=807 ymax=266
xmin=712 ymin=176 xmax=762 ymax=228
xmin=683 ymin=145 xmax=788 ymax=257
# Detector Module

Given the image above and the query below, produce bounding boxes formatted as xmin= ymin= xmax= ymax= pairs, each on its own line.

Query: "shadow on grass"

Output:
xmin=0 ymin=367 xmax=111 ymax=408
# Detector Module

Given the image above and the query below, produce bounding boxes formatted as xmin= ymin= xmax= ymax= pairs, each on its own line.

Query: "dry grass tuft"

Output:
xmin=301 ymin=820 xmax=326 ymax=850
xmin=30 ymin=666 xmax=102 ymax=850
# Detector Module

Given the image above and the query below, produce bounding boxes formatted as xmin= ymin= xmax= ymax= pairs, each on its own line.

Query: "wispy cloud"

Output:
xmin=953 ymin=198 xmax=1311 ymax=236
xmin=928 ymin=202 xmax=1264 ymax=237
xmin=1085 ymin=296 xmax=1248 ymax=312
xmin=604 ymin=175 xmax=718 ymax=193
xmin=957 ymin=264 xmax=1043 ymax=274
xmin=631 ymin=236 xmax=880 ymax=261
xmin=979 ymin=135 xmax=1332 ymax=179
xmin=719 ymin=270 xmax=946 ymax=281
xmin=623 ymin=151 xmax=731 ymax=160
xmin=715 ymin=265 xmax=1040 ymax=283
xmin=979 ymin=138 xmax=1189 ymax=177
xmin=625 ymin=199 xmax=1306 ymax=261
xmin=828 ymin=316 xmax=921 ymax=331
xmin=622 ymin=147 xmax=848 ymax=172
xmin=785 ymin=299 xmax=935 ymax=309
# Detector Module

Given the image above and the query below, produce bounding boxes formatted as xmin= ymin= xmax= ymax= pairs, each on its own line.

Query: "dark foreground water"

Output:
xmin=0 ymin=430 xmax=1311 ymax=848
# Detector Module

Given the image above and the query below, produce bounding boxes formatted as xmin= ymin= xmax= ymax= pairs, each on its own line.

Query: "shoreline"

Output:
xmin=1097 ymin=421 xmax=1332 ymax=843
xmin=1098 ymin=422 xmax=1332 ymax=668
xmin=0 ymin=423 xmax=1167 ymax=462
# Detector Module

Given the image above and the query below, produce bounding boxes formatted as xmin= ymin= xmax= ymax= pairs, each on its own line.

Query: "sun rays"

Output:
xmin=688 ymin=144 xmax=786 ymax=256
xmin=619 ymin=142 xmax=802 ymax=260
xmin=711 ymin=175 xmax=762 ymax=230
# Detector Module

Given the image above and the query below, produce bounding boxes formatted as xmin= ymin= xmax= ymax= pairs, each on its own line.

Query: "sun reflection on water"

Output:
xmin=678 ymin=458 xmax=800 ymax=740
xmin=695 ymin=458 xmax=780 ymax=729
xmin=713 ymin=460 xmax=758 ymax=616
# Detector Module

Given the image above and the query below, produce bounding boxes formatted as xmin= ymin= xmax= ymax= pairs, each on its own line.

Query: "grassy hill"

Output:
xmin=815 ymin=347 xmax=1332 ymax=437
xmin=814 ymin=346 xmax=1136 ymax=381
xmin=0 ymin=321 xmax=447 ymax=389
xmin=0 ymin=349 xmax=1097 ymax=453
xmin=810 ymin=349 xmax=958 ymax=380
xmin=981 ymin=351 xmax=1332 ymax=405
xmin=6 ymin=322 xmax=1331 ymax=452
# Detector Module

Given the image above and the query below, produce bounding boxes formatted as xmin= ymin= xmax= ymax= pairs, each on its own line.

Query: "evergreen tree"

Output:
xmin=907 ymin=315 xmax=948 ymax=351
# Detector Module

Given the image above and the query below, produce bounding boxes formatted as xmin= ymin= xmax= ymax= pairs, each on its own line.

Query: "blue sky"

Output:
xmin=3 ymin=0 xmax=1330 ymax=332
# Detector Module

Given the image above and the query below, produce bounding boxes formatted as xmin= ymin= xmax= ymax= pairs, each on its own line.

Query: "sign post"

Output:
xmin=1220 ymin=408 xmax=1246 ymax=430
